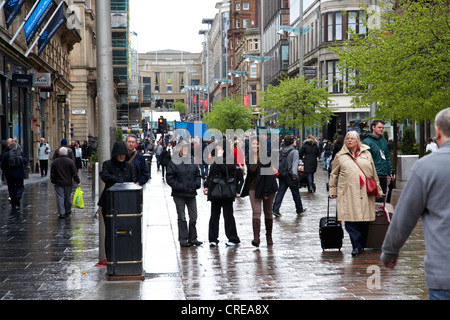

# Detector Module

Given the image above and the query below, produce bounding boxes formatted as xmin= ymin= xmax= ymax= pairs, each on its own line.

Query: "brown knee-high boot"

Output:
xmin=265 ymin=219 xmax=273 ymax=246
xmin=252 ymin=218 xmax=261 ymax=247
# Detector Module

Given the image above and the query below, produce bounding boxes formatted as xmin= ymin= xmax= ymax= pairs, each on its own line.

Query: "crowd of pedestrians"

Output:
xmin=1 ymin=108 xmax=450 ymax=299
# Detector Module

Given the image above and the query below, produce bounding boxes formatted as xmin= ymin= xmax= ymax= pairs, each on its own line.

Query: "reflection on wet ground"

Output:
xmin=0 ymin=160 xmax=427 ymax=300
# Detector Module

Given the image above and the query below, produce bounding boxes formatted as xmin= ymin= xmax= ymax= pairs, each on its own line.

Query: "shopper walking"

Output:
xmin=166 ymin=141 xmax=203 ymax=247
xmin=50 ymin=147 xmax=80 ymax=218
xmin=329 ymin=131 xmax=382 ymax=256
xmin=204 ymin=141 xmax=240 ymax=247
xmin=381 ymin=108 xmax=450 ymax=300
xmin=299 ymin=135 xmax=320 ymax=192
xmin=241 ymin=137 xmax=278 ymax=247
xmin=272 ymin=135 xmax=305 ymax=217
xmin=159 ymin=146 xmax=171 ymax=181
xmin=36 ymin=138 xmax=51 ymax=177
xmin=1 ymin=142 xmax=28 ymax=210
xmin=362 ymin=119 xmax=395 ymax=199
xmin=53 ymin=139 xmax=75 ymax=161
xmin=233 ymin=139 xmax=245 ymax=196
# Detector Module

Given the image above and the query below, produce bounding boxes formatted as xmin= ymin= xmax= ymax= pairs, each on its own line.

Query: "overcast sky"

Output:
xmin=129 ymin=0 xmax=218 ymax=54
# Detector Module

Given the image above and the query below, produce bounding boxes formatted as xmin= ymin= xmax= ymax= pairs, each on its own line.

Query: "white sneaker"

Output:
xmin=225 ymin=242 xmax=239 ymax=246
xmin=209 ymin=242 xmax=217 ymax=247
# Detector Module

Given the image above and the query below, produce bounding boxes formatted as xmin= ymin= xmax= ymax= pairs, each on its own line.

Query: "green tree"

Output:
xmin=333 ymin=0 xmax=450 ymax=156
xmin=261 ymin=76 xmax=333 ymax=136
xmin=203 ymin=97 xmax=255 ymax=132
xmin=172 ymin=100 xmax=187 ymax=114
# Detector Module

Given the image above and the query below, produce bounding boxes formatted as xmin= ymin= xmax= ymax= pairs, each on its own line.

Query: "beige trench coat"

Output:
xmin=328 ymin=144 xmax=382 ymax=222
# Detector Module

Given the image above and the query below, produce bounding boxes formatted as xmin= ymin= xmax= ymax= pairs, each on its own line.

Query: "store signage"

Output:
xmin=12 ymin=74 xmax=32 ymax=87
xmin=32 ymin=73 xmax=51 ymax=88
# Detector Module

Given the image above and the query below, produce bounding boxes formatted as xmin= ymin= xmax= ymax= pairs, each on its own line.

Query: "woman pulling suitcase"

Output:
xmin=328 ymin=131 xmax=382 ymax=256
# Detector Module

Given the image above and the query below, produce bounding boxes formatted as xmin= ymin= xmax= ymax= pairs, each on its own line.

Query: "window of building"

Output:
xmin=143 ymin=77 xmax=151 ymax=102
xmin=154 ymin=72 xmax=160 ymax=93
xmin=254 ymin=39 xmax=259 ymax=50
xmin=348 ymin=11 xmax=367 ymax=38
xmin=243 ymin=2 xmax=249 ymax=10
xmin=250 ymin=85 xmax=257 ymax=106
xmin=326 ymin=60 xmax=343 ymax=93
xmin=327 ymin=13 xmax=334 ymax=42
xmin=336 ymin=12 xmax=342 ymax=41
xmin=166 ymin=73 xmax=172 ymax=93
xmin=250 ymin=63 xmax=257 ymax=78
xmin=322 ymin=12 xmax=344 ymax=42
xmin=179 ymin=72 xmax=185 ymax=91
xmin=236 ymin=19 xmax=241 ymax=28
xmin=236 ymin=3 xmax=241 ymax=10
xmin=243 ymin=19 xmax=251 ymax=29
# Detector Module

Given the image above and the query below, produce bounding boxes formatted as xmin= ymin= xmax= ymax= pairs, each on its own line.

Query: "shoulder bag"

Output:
xmin=210 ymin=165 xmax=236 ymax=201
xmin=352 ymin=157 xmax=378 ymax=196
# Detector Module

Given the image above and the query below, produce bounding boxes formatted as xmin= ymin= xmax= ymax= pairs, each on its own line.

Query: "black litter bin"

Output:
xmin=106 ymin=182 xmax=143 ymax=276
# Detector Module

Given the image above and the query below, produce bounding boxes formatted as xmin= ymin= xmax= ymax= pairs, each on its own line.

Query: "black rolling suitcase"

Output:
xmin=319 ymin=196 xmax=343 ymax=251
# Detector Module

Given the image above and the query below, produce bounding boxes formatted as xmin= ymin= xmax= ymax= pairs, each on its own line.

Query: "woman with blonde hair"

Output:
xmin=329 ymin=130 xmax=383 ymax=256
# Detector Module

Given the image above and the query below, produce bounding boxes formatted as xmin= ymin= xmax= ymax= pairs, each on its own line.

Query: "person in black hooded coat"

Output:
xmin=98 ymin=141 xmax=137 ymax=263
xmin=299 ymin=135 xmax=320 ymax=192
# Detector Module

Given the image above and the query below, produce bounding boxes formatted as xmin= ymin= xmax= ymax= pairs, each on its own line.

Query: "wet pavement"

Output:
xmin=0 ymin=158 xmax=428 ymax=301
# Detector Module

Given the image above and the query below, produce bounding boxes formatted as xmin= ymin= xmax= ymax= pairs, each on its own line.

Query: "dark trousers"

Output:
xmin=208 ymin=200 xmax=240 ymax=244
xmin=39 ymin=159 xmax=49 ymax=176
xmin=7 ymin=177 xmax=24 ymax=206
xmin=173 ymin=196 xmax=198 ymax=243
xmin=272 ymin=176 xmax=303 ymax=214
xmin=345 ymin=221 xmax=370 ymax=249
xmin=235 ymin=168 xmax=244 ymax=194
xmin=377 ymin=176 xmax=388 ymax=202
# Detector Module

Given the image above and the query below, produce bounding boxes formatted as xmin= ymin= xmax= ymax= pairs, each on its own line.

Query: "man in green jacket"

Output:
xmin=362 ymin=119 xmax=395 ymax=197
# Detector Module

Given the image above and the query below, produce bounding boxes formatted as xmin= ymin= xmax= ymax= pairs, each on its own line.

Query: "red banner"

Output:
xmin=243 ymin=94 xmax=250 ymax=108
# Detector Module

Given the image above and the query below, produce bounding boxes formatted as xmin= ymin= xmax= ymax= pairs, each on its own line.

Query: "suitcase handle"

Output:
xmin=327 ymin=196 xmax=338 ymax=220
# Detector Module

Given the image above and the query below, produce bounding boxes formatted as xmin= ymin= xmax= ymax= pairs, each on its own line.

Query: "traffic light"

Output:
xmin=158 ymin=117 xmax=163 ymax=133
xmin=162 ymin=118 xmax=167 ymax=133
xmin=158 ymin=116 xmax=167 ymax=133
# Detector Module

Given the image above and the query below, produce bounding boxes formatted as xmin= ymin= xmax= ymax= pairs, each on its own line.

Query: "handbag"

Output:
xmin=209 ymin=166 xmax=236 ymax=201
xmin=352 ymin=157 xmax=379 ymax=196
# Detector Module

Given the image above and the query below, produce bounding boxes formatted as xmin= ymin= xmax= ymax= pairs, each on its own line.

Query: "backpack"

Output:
xmin=8 ymin=149 xmax=24 ymax=168
xmin=278 ymin=148 xmax=294 ymax=178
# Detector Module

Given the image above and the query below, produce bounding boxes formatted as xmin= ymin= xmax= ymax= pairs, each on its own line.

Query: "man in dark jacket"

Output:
xmin=125 ymin=134 xmax=149 ymax=186
xmin=166 ymin=141 xmax=202 ymax=247
xmin=272 ymin=135 xmax=305 ymax=217
xmin=53 ymin=138 xmax=75 ymax=161
xmin=50 ymin=147 xmax=80 ymax=218
xmin=1 ymin=142 xmax=28 ymax=210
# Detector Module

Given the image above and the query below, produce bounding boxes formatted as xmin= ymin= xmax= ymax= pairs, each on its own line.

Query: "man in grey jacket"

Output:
xmin=381 ymin=107 xmax=450 ymax=300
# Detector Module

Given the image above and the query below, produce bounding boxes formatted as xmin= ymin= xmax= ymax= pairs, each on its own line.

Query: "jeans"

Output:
xmin=54 ymin=185 xmax=73 ymax=215
xmin=173 ymin=196 xmax=198 ymax=244
xmin=200 ymin=164 xmax=209 ymax=180
xmin=429 ymin=289 xmax=450 ymax=300
xmin=307 ymin=173 xmax=314 ymax=189
xmin=235 ymin=168 xmax=244 ymax=194
xmin=272 ymin=176 xmax=303 ymax=214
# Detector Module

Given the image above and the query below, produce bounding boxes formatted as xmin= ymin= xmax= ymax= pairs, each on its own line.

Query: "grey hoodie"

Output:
xmin=381 ymin=140 xmax=450 ymax=290
xmin=280 ymin=145 xmax=299 ymax=177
